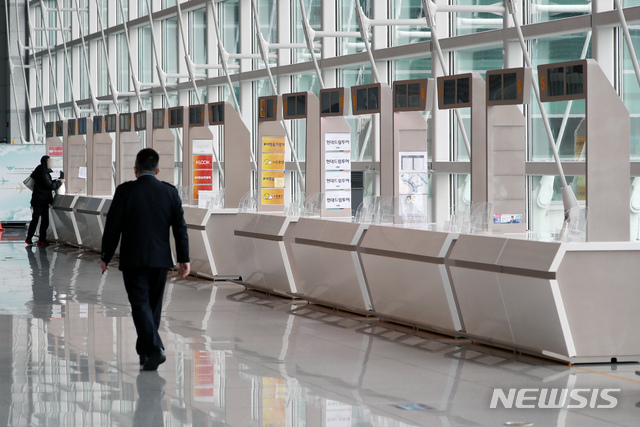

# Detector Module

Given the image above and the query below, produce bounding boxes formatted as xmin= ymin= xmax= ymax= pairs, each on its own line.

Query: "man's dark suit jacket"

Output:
xmin=101 ymin=174 xmax=189 ymax=271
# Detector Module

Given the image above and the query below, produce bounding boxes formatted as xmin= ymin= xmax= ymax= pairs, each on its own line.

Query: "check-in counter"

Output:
xmin=448 ymin=234 xmax=640 ymax=363
xmin=359 ymin=225 xmax=462 ymax=334
xmin=208 ymin=210 xmax=241 ymax=279
xmin=73 ymin=196 xmax=105 ymax=252
xmin=290 ymin=217 xmax=372 ymax=313
xmin=49 ymin=195 xmax=80 ymax=246
xmin=180 ymin=206 xmax=241 ymax=280
xmin=233 ymin=213 xmax=299 ymax=296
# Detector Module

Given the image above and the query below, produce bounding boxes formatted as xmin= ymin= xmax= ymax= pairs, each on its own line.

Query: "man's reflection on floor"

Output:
xmin=26 ymin=246 xmax=53 ymax=320
xmin=134 ymin=371 xmax=166 ymax=427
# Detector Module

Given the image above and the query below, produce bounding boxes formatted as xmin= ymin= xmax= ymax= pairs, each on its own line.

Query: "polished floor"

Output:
xmin=0 ymin=227 xmax=639 ymax=426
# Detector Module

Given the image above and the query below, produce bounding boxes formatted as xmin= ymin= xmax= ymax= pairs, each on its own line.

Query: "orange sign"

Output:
xmin=262 ymin=136 xmax=286 ymax=154
xmin=262 ymin=153 xmax=285 ymax=171
xmin=192 ymin=169 xmax=213 ymax=185
xmin=261 ymin=188 xmax=285 ymax=205
xmin=193 ymin=155 xmax=213 ymax=170
xmin=261 ymin=171 xmax=285 ymax=188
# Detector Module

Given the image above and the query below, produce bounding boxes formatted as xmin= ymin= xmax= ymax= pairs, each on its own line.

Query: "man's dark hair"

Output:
xmin=135 ymin=148 xmax=160 ymax=174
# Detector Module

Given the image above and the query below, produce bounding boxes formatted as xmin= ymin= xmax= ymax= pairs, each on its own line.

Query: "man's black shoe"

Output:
xmin=139 ymin=354 xmax=148 ymax=366
xmin=143 ymin=350 xmax=166 ymax=371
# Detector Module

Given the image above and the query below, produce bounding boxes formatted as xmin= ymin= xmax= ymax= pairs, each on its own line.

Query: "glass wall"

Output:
xmin=19 ymin=0 xmax=640 ymax=237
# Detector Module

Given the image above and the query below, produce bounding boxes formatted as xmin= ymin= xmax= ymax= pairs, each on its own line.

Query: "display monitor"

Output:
xmin=437 ymin=74 xmax=474 ymax=109
xmin=548 ymin=67 xmax=564 ymax=97
xmin=395 ymin=84 xmax=407 ymax=109
xmin=538 ymin=60 xmax=587 ymax=102
xmin=67 ymin=119 xmax=76 ymax=136
xmin=408 ymin=82 xmax=421 ymax=108
xmin=393 ymin=79 xmax=430 ymax=112
xmin=488 ymin=74 xmax=502 ymax=102
xmin=78 ymin=118 xmax=87 ymax=135
xmin=503 ymin=72 xmax=517 ymax=100
xmin=486 ymin=68 xmax=532 ymax=106
xmin=352 ymin=84 xmax=382 ymax=115
xmin=320 ymin=88 xmax=345 ymax=116
xmin=258 ymin=96 xmax=278 ymax=121
xmin=134 ymin=111 xmax=147 ymax=131
xmin=286 ymin=95 xmax=296 ymax=117
xmin=356 ymin=88 xmax=367 ymax=111
xmin=189 ymin=105 xmax=205 ymax=126
xmin=457 ymin=78 xmax=470 ymax=104
xmin=209 ymin=102 xmax=225 ymax=125
xmin=45 ymin=122 xmax=54 ymax=138
xmin=283 ymin=93 xmax=308 ymax=120
xmin=443 ymin=80 xmax=456 ymax=106
xmin=56 ymin=121 xmax=64 ymax=137
xmin=105 ymin=115 xmax=117 ymax=132
xmin=169 ymin=107 xmax=184 ymax=128
xmin=368 ymin=87 xmax=379 ymax=110
xmin=93 ymin=117 xmax=103 ymax=133
xmin=566 ymin=64 xmax=584 ymax=96
xmin=152 ymin=109 xmax=165 ymax=129
xmin=119 ymin=113 xmax=132 ymax=132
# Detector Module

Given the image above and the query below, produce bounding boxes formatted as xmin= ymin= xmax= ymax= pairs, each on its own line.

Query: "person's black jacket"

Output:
xmin=30 ymin=164 xmax=62 ymax=206
xmin=101 ymin=174 xmax=189 ymax=271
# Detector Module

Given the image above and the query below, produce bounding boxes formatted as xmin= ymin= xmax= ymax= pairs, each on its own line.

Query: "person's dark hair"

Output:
xmin=135 ymin=148 xmax=160 ymax=174
xmin=40 ymin=155 xmax=51 ymax=169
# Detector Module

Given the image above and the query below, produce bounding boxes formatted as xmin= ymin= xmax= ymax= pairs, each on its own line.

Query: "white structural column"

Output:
xmin=54 ymin=1 xmax=79 ymax=118
xmin=4 ymin=0 xmax=34 ymax=143
xmin=34 ymin=1 xmax=63 ymax=120
xmin=430 ymin=0 xmax=452 ymax=225
xmin=238 ymin=0 xmax=254 ymax=172
xmin=592 ymin=0 xmax=614 ymax=83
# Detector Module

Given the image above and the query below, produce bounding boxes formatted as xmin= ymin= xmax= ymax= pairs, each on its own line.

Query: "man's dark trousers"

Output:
xmin=123 ymin=268 xmax=168 ymax=356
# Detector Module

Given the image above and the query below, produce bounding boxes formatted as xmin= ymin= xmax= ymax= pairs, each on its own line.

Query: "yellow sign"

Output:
xmin=262 ymin=136 xmax=286 ymax=154
xmin=262 ymin=153 xmax=285 ymax=170
xmin=261 ymin=188 xmax=285 ymax=205
xmin=262 ymin=171 xmax=285 ymax=188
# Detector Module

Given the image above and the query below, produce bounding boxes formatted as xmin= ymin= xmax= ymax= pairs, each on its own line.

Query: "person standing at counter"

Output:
xmin=26 ymin=155 xmax=65 ymax=246
xmin=100 ymin=148 xmax=190 ymax=371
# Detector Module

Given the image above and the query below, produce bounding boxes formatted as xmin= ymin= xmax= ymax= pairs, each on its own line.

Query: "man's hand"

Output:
xmin=179 ymin=262 xmax=190 ymax=279
xmin=100 ymin=261 xmax=108 ymax=273
xmin=60 ymin=179 xmax=65 ymax=183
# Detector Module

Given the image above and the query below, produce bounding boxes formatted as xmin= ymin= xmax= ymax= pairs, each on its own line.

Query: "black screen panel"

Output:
xmin=457 ymin=78 xmax=470 ymax=104
xmin=443 ymin=80 xmax=456 ymax=105
xmin=548 ymin=67 xmax=564 ymax=97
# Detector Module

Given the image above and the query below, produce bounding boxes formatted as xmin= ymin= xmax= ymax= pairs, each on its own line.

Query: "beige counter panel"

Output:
xmin=360 ymin=225 xmax=462 ymax=332
xmin=291 ymin=218 xmax=371 ymax=312
xmin=555 ymin=247 xmax=640 ymax=360
xmin=233 ymin=213 xmax=299 ymax=296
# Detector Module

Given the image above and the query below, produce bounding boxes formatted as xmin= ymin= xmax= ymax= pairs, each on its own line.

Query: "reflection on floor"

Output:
xmin=1 ymin=226 xmax=640 ymax=426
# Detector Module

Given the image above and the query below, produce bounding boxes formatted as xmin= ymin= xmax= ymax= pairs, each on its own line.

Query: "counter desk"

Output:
xmin=49 ymin=195 xmax=80 ymax=246
xmin=179 ymin=207 xmax=241 ymax=280
xmin=73 ymin=196 xmax=105 ymax=252
xmin=232 ymin=212 xmax=300 ymax=296
xmin=448 ymin=234 xmax=640 ymax=363
xmin=290 ymin=217 xmax=371 ymax=313
xmin=358 ymin=224 xmax=462 ymax=334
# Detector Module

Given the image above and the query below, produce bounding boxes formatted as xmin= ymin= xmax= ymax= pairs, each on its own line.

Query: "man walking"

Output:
xmin=100 ymin=148 xmax=190 ymax=371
